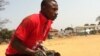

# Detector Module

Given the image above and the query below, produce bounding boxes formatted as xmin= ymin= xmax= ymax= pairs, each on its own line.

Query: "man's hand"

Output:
xmin=34 ymin=49 xmax=47 ymax=56
xmin=37 ymin=44 xmax=47 ymax=51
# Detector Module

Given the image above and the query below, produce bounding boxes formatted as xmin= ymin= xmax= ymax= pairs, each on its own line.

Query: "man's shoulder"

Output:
xmin=27 ymin=13 xmax=39 ymax=19
xmin=23 ymin=13 xmax=40 ymax=24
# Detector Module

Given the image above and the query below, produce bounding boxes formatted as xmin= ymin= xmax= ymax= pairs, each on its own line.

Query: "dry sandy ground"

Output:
xmin=0 ymin=35 xmax=100 ymax=56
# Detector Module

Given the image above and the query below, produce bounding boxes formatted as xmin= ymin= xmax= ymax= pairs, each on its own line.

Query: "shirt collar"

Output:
xmin=39 ymin=12 xmax=48 ymax=24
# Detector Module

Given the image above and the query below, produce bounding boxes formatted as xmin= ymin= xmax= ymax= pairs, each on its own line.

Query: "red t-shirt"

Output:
xmin=6 ymin=13 xmax=53 ymax=54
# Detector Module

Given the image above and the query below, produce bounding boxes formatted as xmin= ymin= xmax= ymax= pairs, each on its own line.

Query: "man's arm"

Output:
xmin=11 ymin=35 xmax=35 ymax=55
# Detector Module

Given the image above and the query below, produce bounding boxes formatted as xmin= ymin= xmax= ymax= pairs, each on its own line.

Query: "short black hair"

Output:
xmin=41 ymin=0 xmax=57 ymax=9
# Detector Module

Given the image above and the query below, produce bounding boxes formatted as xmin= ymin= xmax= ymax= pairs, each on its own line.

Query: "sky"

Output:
xmin=1 ymin=0 xmax=100 ymax=30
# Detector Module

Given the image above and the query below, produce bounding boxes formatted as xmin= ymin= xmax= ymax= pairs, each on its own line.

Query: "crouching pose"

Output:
xmin=5 ymin=0 xmax=60 ymax=56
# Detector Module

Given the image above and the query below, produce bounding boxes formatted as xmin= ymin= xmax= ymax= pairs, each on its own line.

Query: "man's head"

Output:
xmin=41 ymin=0 xmax=58 ymax=20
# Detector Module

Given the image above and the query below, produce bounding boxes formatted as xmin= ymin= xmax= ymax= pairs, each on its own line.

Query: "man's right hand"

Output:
xmin=34 ymin=49 xmax=47 ymax=56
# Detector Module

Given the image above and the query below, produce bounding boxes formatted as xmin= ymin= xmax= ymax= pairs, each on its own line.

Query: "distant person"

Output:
xmin=58 ymin=29 xmax=64 ymax=37
xmin=5 ymin=0 xmax=59 ymax=56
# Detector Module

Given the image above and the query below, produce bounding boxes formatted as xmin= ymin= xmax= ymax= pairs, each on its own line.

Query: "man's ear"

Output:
xmin=42 ymin=5 xmax=47 ymax=10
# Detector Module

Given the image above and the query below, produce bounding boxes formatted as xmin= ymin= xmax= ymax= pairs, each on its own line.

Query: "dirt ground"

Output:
xmin=0 ymin=35 xmax=100 ymax=56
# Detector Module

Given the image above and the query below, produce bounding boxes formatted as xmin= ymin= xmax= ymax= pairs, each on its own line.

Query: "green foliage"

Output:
xmin=0 ymin=28 xmax=13 ymax=44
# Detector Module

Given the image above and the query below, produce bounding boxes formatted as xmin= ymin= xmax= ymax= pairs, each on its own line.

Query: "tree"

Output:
xmin=65 ymin=27 xmax=73 ymax=30
xmin=0 ymin=19 xmax=9 ymax=29
xmin=0 ymin=0 xmax=9 ymax=11
xmin=90 ymin=24 xmax=96 ymax=26
xmin=84 ymin=24 xmax=89 ymax=26
xmin=96 ymin=16 xmax=100 ymax=25
xmin=0 ymin=0 xmax=10 ymax=44
xmin=0 ymin=0 xmax=9 ymax=29
xmin=0 ymin=28 xmax=13 ymax=44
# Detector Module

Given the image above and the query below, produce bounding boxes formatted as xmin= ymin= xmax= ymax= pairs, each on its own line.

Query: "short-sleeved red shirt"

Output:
xmin=6 ymin=13 xmax=53 ymax=54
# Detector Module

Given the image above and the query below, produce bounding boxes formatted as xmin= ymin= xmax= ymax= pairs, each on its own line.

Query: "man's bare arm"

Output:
xmin=11 ymin=35 xmax=35 ymax=55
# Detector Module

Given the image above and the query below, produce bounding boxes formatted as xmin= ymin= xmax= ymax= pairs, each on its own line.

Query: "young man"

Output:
xmin=5 ymin=0 xmax=58 ymax=56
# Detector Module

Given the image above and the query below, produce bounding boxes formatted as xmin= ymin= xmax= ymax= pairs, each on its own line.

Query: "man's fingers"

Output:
xmin=34 ymin=50 xmax=46 ymax=56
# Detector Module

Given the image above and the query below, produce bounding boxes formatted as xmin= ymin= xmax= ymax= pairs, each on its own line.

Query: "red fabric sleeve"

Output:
xmin=14 ymin=18 xmax=33 ymax=42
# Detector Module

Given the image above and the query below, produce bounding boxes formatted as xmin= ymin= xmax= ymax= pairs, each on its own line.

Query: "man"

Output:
xmin=5 ymin=0 xmax=58 ymax=56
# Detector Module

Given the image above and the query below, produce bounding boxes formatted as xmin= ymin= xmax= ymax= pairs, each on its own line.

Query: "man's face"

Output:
xmin=44 ymin=1 xmax=58 ymax=20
